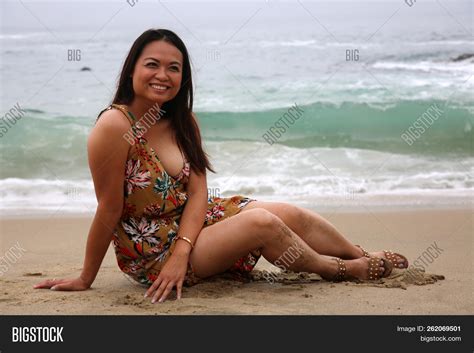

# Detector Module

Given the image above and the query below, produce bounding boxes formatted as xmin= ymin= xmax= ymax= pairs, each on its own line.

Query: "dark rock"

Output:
xmin=451 ymin=53 xmax=474 ymax=62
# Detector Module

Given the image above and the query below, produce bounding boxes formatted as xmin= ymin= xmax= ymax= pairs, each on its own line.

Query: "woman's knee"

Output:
xmin=276 ymin=202 xmax=306 ymax=220
xmin=243 ymin=208 xmax=284 ymax=235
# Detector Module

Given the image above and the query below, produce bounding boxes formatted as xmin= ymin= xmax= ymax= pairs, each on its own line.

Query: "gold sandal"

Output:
xmin=356 ymin=245 xmax=409 ymax=269
xmin=323 ymin=256 xmax=392 ymax=282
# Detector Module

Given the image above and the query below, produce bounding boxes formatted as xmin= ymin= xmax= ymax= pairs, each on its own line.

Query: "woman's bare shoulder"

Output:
xmin=88 ymin=107 xmax=134 ymax=156
xmin=94 ymin=107 xmax=132 ymax=133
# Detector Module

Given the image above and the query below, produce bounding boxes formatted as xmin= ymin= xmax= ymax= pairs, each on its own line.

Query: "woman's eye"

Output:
xmin=146 ymin=62 xmax=157 ymax=67
xmin=170 ymin=67 xmax=179 ymax=72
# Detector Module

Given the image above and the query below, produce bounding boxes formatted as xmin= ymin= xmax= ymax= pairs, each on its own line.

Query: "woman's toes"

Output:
xmin=378 ymin=259 xmax=385 ymax=275
xmin=395 ymin=257 xmax=407 ymax=268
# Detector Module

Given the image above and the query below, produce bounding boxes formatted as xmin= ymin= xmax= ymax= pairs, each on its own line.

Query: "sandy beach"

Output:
xmin=0 ymin=207 xmax=471 ymax=315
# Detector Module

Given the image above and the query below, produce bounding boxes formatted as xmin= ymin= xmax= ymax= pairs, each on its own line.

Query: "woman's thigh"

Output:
xmin=189 ymin=208 xmax=275 ymax=278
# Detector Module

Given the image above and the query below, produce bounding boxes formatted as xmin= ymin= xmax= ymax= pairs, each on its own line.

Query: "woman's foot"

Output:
xmin=321 ymin=255 xmax=392 ymax=281
xmin=370 ymin=251 xmax=408 ymax=269
xmin=355 ymin=245 xmax=409 ymax=269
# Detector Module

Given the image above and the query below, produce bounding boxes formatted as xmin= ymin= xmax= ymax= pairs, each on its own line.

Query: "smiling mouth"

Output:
xmin=150 ymin=84 xmax=170 ymax=92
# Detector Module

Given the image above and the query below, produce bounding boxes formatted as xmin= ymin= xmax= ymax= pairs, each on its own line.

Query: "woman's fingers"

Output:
xmin=148 ymin=278 xmax=182 ymax=303
xmin=50 ymin=282 xmax=75 ymax=291
xmin=145 ymin=277 xmax=162 ymax=298
xmin=33 ymin=278 xmax=66 ymax=289
xmin=151 ymin=280 xmax=170 ymax=304
xmin=158 ymin=282 xmax=175 ymax=303
xmin=176 ymin=281 xmax=183 ymax=300
xmin=33 ymin=278 xmax=89 ymax=291
xmin=33 ymin=279 xmax=53 ymax=289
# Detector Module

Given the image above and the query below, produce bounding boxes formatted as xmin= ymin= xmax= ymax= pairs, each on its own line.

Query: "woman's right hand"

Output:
xmin=33 ymin=277 xmax=91 ymax=291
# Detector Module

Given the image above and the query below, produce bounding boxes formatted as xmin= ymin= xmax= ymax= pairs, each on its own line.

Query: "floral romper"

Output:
xmin=96 ymin=104 xmax=261 ymax=286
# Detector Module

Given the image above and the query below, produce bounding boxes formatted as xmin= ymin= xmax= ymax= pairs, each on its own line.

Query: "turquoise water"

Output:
xmin=0 ymin=1 xmax=472 ymax=213
xmin=199 ymin=101 xmax=472 ymax=154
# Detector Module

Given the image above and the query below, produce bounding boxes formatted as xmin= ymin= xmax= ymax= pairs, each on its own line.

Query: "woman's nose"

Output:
xmin=154 ymin=67 xmax=168 ymax=80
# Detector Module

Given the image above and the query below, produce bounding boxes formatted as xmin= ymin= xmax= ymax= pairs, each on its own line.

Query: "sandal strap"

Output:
xmin=383 ymin=250 xmax=408 ymax=268
xmin=384 ymin=250 xmax=403 ymax=265
xmin=355 ymin=244 xmax=370 ymax=258
xmin=331 ymin=257 xmax=346 ymax=282
xmin=367 ymin=256 xmax=383 ymax=280
xmin=384 ymin=250 xmax=394 ymax=261
xmin=327 ymin=256 xmax=390 ymax=282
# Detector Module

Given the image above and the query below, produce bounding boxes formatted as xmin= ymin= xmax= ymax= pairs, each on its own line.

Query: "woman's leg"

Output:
xmin=189 ymin=208 xmax=387 ymax=280
xmin=240 ymin=201 xmax=364 ymax=259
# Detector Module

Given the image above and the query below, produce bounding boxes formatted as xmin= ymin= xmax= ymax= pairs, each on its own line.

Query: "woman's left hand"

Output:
xmin=145 ymin=252 xmax=189 ymax=303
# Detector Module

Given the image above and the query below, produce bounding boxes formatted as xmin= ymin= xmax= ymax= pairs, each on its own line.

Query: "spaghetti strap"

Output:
xmin=95 ymin=104 xmax=136 ymax=127
xmin=95 ymin=105 xmax=112 ymax=124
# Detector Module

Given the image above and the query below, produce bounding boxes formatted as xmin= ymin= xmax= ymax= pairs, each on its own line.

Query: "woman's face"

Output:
xmin=132 ymin=40 xmax=183 ymax=106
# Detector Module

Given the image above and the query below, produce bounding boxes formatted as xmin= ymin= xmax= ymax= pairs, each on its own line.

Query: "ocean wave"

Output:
xmin=372 ymin=60 xmax=474 ymax=73
xmin=1 ymin=147 xmax=472 ymax=216
xmin=0 ymin=178 xmax=97 ymax=215
xmin=225 ymin=39 xmax=473 ymax=50
xmin=1 ymin=100 xmax=472 ymax=182
xmin=198 ymin=100 xmax=473 ymax=154
xmin=0 ymin=32 xmax=48 ymax=40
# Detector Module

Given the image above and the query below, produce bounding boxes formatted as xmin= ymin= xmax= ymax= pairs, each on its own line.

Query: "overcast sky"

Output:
xmin=1 ymin=0 xmax=471 ymax=41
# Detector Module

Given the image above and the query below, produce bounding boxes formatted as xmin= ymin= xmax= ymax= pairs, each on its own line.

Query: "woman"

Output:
xmin=34 ymin=29 xmax=408 ymax=304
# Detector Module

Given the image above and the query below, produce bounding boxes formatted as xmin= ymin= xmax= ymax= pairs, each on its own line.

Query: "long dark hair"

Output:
xmin=113 ymin=28 xmax=214 ymax=175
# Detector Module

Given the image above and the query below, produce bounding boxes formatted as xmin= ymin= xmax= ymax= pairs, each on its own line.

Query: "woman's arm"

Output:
xmin=34 ymin=109 xmax=131 ymax=291
xmin=145 ymin=113 xmax=209 ymax=302
xmin=145 ymin=169 xmax=208 ymax=302
xmin=173 ymin=170 xmax=208 ymax=256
